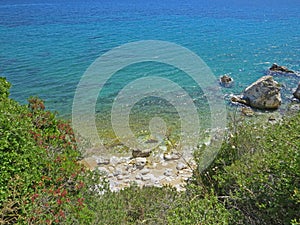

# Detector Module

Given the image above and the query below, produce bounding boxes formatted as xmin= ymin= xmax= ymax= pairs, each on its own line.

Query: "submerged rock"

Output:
xmin=219 ymin=75 xmax=234 ymax=88
xmin=269 ymin=63 xmax=295 ymax=74
xmin=293 ymin=82 xmax=300 ymax=100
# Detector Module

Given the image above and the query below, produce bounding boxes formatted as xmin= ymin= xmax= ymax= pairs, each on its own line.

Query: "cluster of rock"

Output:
xmin=222 ymin=64 xmax=300 ymax=111
xmin=80 ymin=150 xmax=196 ymax=192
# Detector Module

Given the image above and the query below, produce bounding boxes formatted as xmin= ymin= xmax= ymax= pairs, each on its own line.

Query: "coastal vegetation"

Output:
xmin=0 ymin=77 xmax=299 ymax=224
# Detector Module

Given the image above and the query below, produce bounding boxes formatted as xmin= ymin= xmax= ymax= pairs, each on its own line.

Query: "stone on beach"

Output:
xmin=95 ymin=157 xmax=110 ymax=165
xmin=163 ymin=152 xmax=181 ymax=161
xmin=133 ymin=157 xmax=147 ymax=169
xmin=132 ymin=148 xmax=152 ymax=158
xmin=176 ymin=162 xmax=188 ymax=170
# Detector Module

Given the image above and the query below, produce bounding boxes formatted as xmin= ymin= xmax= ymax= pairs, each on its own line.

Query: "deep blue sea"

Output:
xmin=1 ymin=0 xmax=300 ymax=142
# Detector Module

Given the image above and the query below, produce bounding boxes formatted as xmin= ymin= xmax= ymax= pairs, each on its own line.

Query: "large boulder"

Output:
xmin=243 ymin=76 xmax=281 ymax=109
xmin=269 ymin=63 xmax=295 ymax=74
xmin=293 ymin=82 xmax=300 ymax=100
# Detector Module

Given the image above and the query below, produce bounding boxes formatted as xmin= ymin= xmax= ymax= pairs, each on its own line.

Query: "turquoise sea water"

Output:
xmin=1 ymin=1 xmax=300 ymax=140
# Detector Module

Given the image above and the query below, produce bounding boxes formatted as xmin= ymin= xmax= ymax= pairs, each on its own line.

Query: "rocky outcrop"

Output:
xmin=243 ymin=76 xmax=281 ymax=109
xmin=269 ymin=63 xmax=295 ymax=74
xmin=219 ymin=75 xmax=234 ymax=88
xmin=293 ymin=82 xmax=300 ymax=100
xmin=231 ymin=76 xmax=281 ymax=110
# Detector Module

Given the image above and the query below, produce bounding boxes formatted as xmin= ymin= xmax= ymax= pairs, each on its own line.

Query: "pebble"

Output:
xmin=95 ymin=157 xmax=110 ymax=165
xmin=113 ymin=168 xmax=122 ymax=176
xmin=135 ymin=174 xmax=142 ymax=180
xmin=116 ymin=175 xmax=123 ymax=180
xmin=110 ymin=156 xmax=121 ymax=166
xmin=164 ymin=168 xmax=173 ymax=177
xmin=141 ymin=175 xmax=151 ymax=181
xmin=140 ymin=168 xmax=150 ymax=175
xmin=164 ymin=153 xmax=181 ymax=161
xmin=134 ymin=157 xmax=147 ymax=169
xmin=176 ymin=162 xmax=188 ymax=170
xmin=98 ymin=167 xmax=109 ymax=174
xmin=122 ymin=171 xmax=129 ymax=176
xmin=124 ymin=179 xmax=131 ymax=184
xmin=159 ymin=145 xmax=167 ymax=151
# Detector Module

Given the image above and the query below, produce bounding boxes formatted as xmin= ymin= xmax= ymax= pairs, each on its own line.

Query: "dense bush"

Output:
xmin=194 ymin=112 xmax=300 ymax=224
xmin=167 ymin=188 xmax=236 ymax=225
xmin=90 ymin=185 xmax=178 ymax=225
xmin=0 ymin=78 xmax=99 ymax=224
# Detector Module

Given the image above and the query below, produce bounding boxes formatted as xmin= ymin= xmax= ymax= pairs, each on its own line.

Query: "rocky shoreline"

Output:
xmin=80 ymin=151 xmax=196 ymax=192
xmin=81 ymin=63 xmax=300 ymax=192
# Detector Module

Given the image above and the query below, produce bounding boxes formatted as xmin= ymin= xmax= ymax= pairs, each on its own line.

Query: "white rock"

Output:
xmin=122 ymin=171 xmax=129 ymax=176
xmin=176 ymin=162 xmax=188 ymax=170
xmin=108 ymin=166 xmax=115 ymax=172
xmin=164 ymin=169 xmax=173 ymax=177
xmin=159 ymin=145 xmax=167 ymax=151
xmin=113 ymin=168 xmax=122 ymax=176
xmin=163 ymin=153 xmax=181 ymax=161
xmin=134 ymin=157 xmax=147 ymax=169
xmin=135 ymin=174 xmax=142 ymax=180
xmin=140 ymin=168 xmax=150 ymax=175
xmin=124 ymin=179 xmax=131 ymax=184
xmin=95 ymin=157 xmax=110 ymax=165
xmin=98 ymin=167 xmax=109 ymax=174
xmin=110 ymin=156 xmax=121 ymax=165
xmin=117 ymin=175 xmax=124 ymax=180
xmin=141 ymin=175 xmax=151 ymax=181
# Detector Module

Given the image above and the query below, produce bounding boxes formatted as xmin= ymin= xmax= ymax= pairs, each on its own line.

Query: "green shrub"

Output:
xmin=0 ymin=78 xmax=99 ymax=224
xmin=194 ymin=112 xmax=300 ymax=225
xmin=167 ymin=187 xmax=236 ymax=225
xmin=90 ymin=184 xmax=178 ymax=225
xmin=0 ymin=77 xmax=10 ymax=98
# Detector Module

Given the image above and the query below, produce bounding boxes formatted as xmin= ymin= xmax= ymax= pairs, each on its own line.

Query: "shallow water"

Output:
xmin=1 ymin=0 xmax=299 ymax=148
